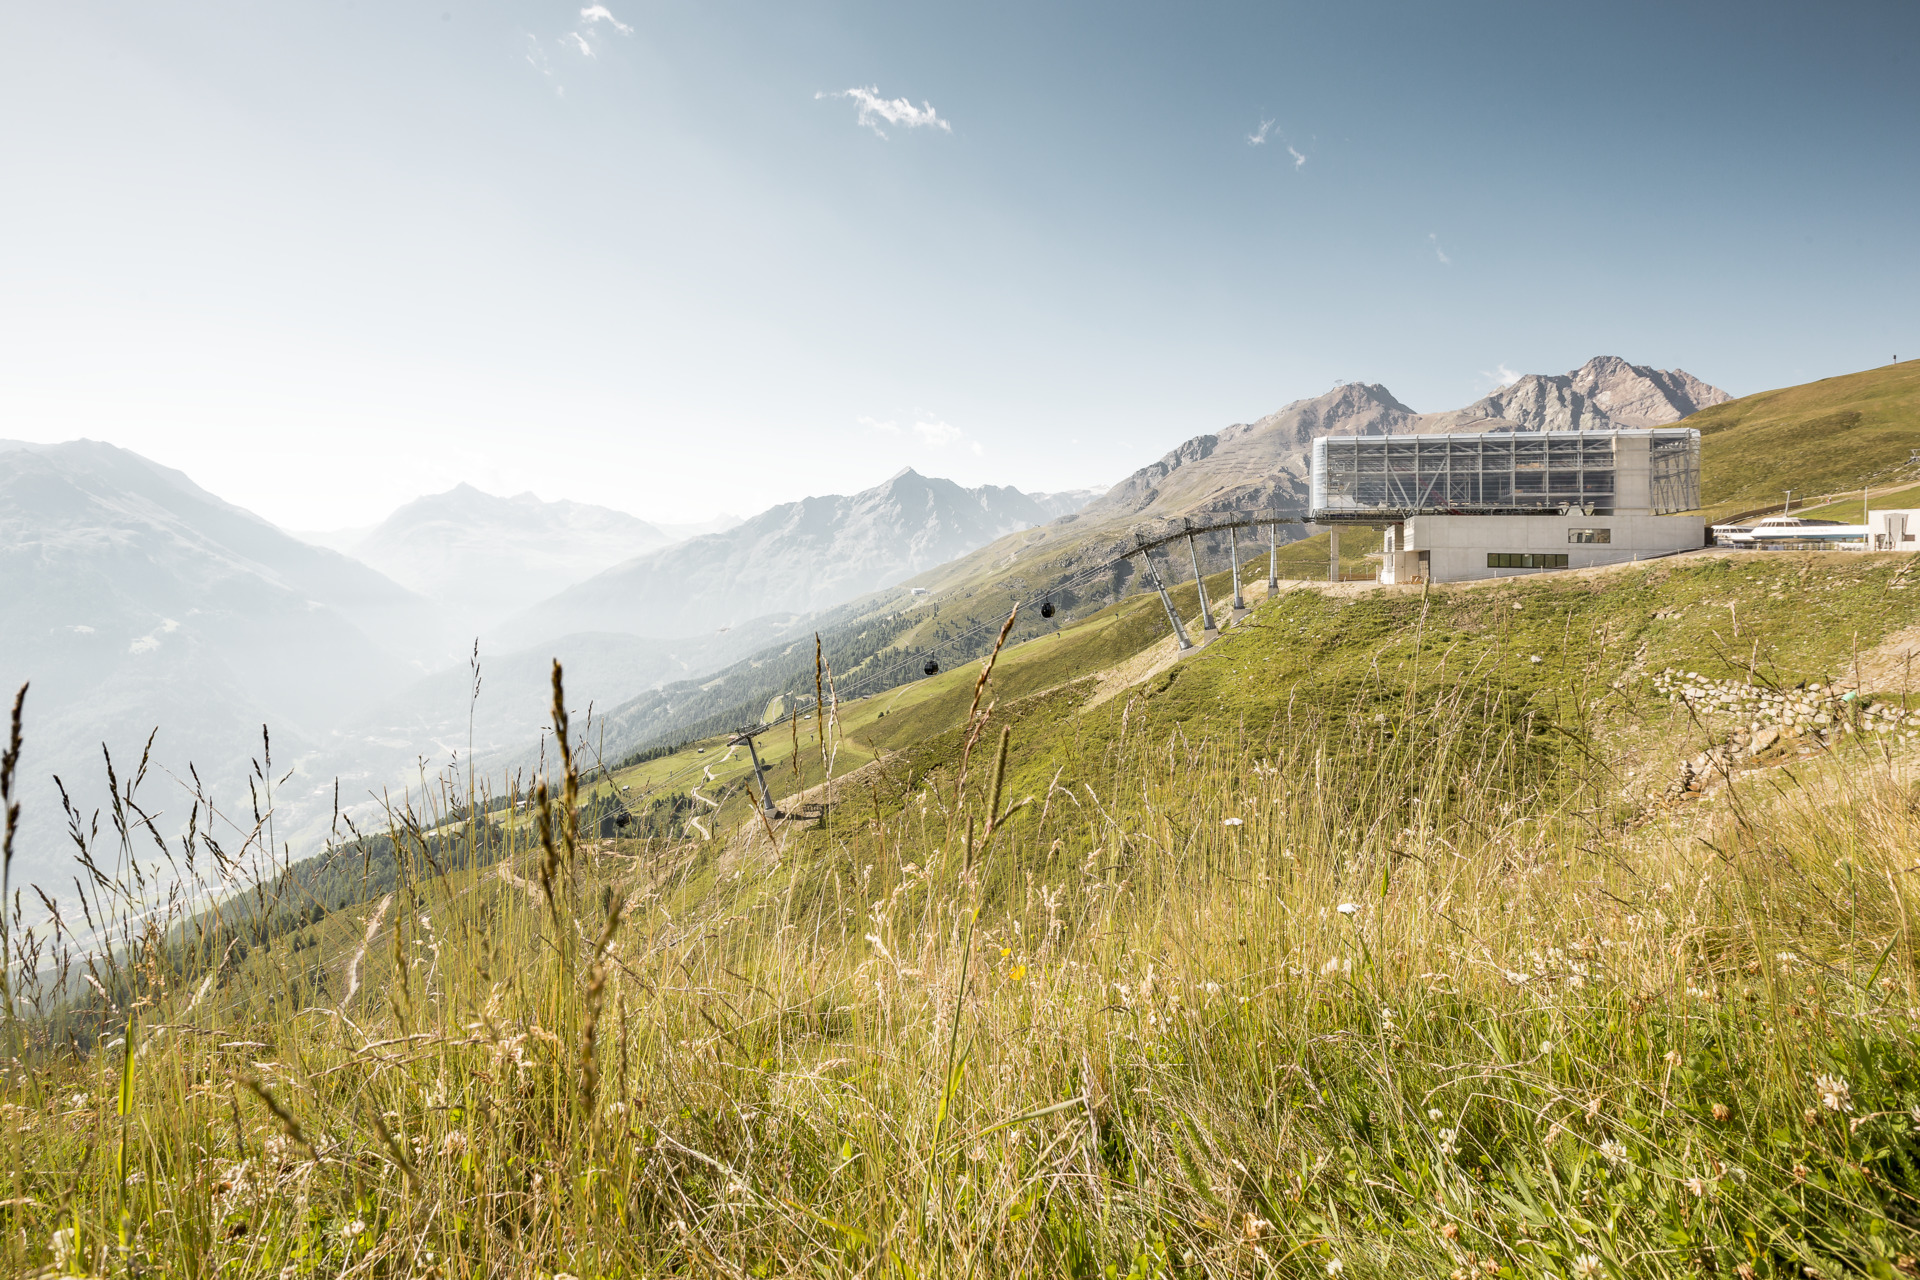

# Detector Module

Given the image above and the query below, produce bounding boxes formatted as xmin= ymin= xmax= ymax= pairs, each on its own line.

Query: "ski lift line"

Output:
xmin=732 ymin=513 xmax=1301 ymax=737
xmin=839 ymin=552 xmax=1129 ymax=692
xmin=609 ymin=512 xmax=1309 ymax=810
xmin=743 ymin=552 xmax=1128 ymax=718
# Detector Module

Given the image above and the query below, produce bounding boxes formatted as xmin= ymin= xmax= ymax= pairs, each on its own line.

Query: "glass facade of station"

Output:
xmin=1308 ymin=428 xmax=1700 ymax=521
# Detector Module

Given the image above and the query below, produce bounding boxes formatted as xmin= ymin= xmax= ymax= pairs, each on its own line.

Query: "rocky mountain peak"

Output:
xmin=1072 ymin=357 xmax=1729 ymax=527
xmin=1435 ymin=357 xmax=1731 ymax=433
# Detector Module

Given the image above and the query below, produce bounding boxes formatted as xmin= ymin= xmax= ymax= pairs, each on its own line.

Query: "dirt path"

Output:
xmin=496 ymin=860 xmax=547 ymax=902
xmin=342 ymin=893 xmax=393 ymax=1006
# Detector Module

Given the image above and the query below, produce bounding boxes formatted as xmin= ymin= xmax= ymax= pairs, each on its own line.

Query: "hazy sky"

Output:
xmin=3 ymin=1 xmax=1915 ymax=529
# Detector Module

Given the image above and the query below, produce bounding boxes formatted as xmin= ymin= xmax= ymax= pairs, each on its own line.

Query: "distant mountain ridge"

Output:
xmin=0 ymin=438 xmax=441 ymax=885
xmin=328 ymin=484 xmax=677 ymax=629
xmin=499 ymin=468 xmax=1098 ymax=644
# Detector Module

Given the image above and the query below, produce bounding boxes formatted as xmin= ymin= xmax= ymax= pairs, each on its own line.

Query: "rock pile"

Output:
xmin=1649 ymin=667 xmax=1917 ymax=800
xmin=1650 ymin=668 xmax=1920 ymax=743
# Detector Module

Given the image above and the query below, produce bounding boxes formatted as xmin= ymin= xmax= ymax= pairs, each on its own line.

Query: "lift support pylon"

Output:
xmin=1135 ymin=546 xmax=1193 ymax=650
xmin=1227 ymin=525 xmax=1246 ymax=612
xmin=728 ymin=729 xmax=778 ymax=814
xmin=1184 ymin=528 xmax=1217 ymax=633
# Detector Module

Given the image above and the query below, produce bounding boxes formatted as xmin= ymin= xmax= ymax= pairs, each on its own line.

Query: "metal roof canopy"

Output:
xmin=1309 ymin=427 xmax=1700 ymax=523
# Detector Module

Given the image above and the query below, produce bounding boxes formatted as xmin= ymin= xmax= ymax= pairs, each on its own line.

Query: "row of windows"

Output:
xmin=1335 ymin=473 xmax=1616 ymax=503
xmin=1488 ymin=553 xmax=1570 ymax=569
xmin=1568 ymin=528 xmax=1611 ymax=544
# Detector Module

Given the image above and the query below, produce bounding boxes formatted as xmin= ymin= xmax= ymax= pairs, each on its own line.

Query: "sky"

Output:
xmin=2 ymin=1 xmax=1916 ymax=530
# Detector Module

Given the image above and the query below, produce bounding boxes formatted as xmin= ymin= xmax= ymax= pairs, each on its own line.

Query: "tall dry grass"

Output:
xmin=4 ymin=634 xmax=1920 ymax=1278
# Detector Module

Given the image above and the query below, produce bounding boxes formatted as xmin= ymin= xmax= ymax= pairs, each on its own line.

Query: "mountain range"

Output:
xmin=0 ymin=452 xmax=1100 ymax=884
xmin=0 ymin=439 xmax=438 ymax=882
xmin=1080 ymin=356 xmax=1730 ymax=524
xmin=0 ymin=355 xmax=1732 ymax=888
xmin=334 ymin=484 xmax=684 ymax=640
xmin=575 ymin=357 xmax=1734 ymax=761
xmin=494 ymin=470 xmax=1102 ymax=645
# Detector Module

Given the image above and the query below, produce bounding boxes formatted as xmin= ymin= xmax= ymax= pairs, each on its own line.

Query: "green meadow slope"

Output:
xmin=1696 ymin=361 xmax=1920 ymax=516
xmin=21 ymin=548 xmax=1920 ymax=1275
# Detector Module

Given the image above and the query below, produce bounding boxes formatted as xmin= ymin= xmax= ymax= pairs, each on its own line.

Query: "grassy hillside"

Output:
xmin=586 ymin=361 xmax=1920 ymax=768
xmin=1697 ymin=361 xmax=1920 ymax=517
xmin=14 ymin=549 xmax=1920 ymax=1276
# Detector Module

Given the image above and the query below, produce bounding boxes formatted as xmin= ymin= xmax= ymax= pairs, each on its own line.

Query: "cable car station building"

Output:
xmin=1309 ymin=427 xmax=1706 ymax=584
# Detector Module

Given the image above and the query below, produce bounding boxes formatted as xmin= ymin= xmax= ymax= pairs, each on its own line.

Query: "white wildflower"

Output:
xmin=1814 ymin=1073 xmax=1852 ymax=1113
xmin=1222 ymin=817 xmax=1243 ymax=827
xmin=1336 ymin=902 xmax=1359 ymax=915
xmin=1572 ymin=1255 xmax=1604 ymax=1279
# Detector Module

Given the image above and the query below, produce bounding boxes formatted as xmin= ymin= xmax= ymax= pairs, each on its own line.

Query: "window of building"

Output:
xmin=1488 ymin=552 xmax=1570 ymax=569
xmin=1568 ymin=528 xmax=1612 ymax=544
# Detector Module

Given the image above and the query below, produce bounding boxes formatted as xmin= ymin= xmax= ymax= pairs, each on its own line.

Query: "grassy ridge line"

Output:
xmin=877 ymin=550 xmax=1920 ymax=871
xmin=111 ymin=546 xmax=1920 ymax=987
xmin=659 ymin=546 xmax=1920 ymax=853
xmin=599 ymin=525 xmax=1372 ymax=773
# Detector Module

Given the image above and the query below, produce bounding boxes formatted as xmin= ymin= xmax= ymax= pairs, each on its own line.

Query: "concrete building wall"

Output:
xmin=1870 ymin=509 xmax=1920 ymax=550
xmin=1611 ymin=433 xmax=1653 ymax=514
xmin=1401 ymin=512 xmax=1706 ymax=583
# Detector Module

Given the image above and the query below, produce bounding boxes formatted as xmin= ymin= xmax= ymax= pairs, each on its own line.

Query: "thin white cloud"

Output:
xmin=524 ymin=34 xmax=552 ymax=75
xmin=1429 ymin=233 xmax=1451 ymax=265
xmin=913 ymin=418 xmax=963 ymax=448
xmin=128 ymin=618 xmax=178 ymax=655
xmin=817 ymin=87 xmax=951 ymax=139
xmin=563 ymin=31 xmax=593 ymax=57
xmin=1249 ymin=119 xmax=1307 ymax=168
xmin=1478 ymin=363 xmax=1522 ymax=391
xmin=579 ymin=5 xmax=633 ymax=35
xmin=860 ymin=416 xmax=901 ymax=435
